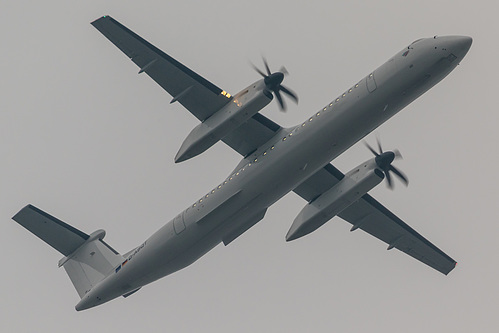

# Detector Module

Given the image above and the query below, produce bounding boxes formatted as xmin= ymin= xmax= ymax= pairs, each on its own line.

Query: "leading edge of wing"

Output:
xmin=91 ymin=16 xmax=223 ymax=96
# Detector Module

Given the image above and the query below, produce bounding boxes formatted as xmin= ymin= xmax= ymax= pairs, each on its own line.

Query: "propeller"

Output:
xmin=251 ymin=58 xmax=298 ymax=111
xmin=364 ymin=138 xmax=409 ymax=189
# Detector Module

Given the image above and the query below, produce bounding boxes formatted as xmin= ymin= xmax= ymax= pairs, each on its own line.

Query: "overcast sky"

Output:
xmin=1 ymin=1 xmax=497 ymax=332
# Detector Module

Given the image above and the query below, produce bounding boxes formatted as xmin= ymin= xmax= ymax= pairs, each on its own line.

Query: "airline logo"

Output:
xmin=115 ymin=242 xmax=146 ymax=273
xmin=115 ymin=260 xmax=128 ymax=273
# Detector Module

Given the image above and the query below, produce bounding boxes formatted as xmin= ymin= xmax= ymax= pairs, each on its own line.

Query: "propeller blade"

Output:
xmin=365 ymin=137 xmax=407 ymax=189
xmin=275 ymin=90 xmax=286 ymax=111
xmin=385 ymin=171 xmax=393 ymax=189
xmin=249 ymin=58 xmax=297 ymax=111
xmin=263 ymin=57 xmax=271 ymax=76
xmin=364 ymin=141 xmax=380 ymax=156
xmin=393 ymin=149 xmax=403 ymax=160
xmin=376 ymin=137 xmax=383 ymax=155
xmin=389 ymin=165 xmax=409 ymax=186
xmin=280 ymin=85 xmax=299 ymax=103
xmin=279 ymin=66 xmax=289 ymax=75
xmin=251 ymin=63 xmax=267 ymax=78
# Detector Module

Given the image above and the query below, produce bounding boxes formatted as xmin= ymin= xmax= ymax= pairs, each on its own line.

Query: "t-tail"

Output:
xmin=12 ymin=205 xmax=124 ymax=300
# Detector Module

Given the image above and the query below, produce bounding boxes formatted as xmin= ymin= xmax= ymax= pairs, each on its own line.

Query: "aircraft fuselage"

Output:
xmin=75 ymin=36 xmax=471 ymax=311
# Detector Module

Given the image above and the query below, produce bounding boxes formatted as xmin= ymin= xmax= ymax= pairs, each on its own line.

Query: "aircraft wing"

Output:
xmin=293 ymin=164 xmax=457 ymax=275
xmin=221 ymin=113 xmax=281 ymax=157
xmin=91 ymin=17 xmax=455 ymax=274
xmin=91 ymin=16 xmax=232 ymax=122
xmin=92 ymin=16 xmax=281 ymax=157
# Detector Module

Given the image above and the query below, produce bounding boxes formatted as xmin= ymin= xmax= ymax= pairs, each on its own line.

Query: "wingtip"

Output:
xmin=91 ymin=15 xmax=111 ymax=25
xmin=12 ymin=204 xmax=32 ymax=220
xmin=442 ymin=261 xmax=458 ymax=275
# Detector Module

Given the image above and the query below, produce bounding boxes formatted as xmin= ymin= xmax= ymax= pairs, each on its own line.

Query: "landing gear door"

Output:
xmin=366 ymin=72 xmax=377 ymax=93
xmin=173 ymin=213 xmax=186 ymax=234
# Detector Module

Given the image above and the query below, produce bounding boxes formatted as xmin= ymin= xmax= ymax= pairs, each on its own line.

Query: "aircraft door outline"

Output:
xmin=366 ymin=72 xmax=377 ymax=93
xmin=173 ymin=213 xmax=186 ymax=234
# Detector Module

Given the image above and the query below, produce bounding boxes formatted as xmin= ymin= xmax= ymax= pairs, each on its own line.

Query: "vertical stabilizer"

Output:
xmin=13 ymin=205 xmax=123 ymax=298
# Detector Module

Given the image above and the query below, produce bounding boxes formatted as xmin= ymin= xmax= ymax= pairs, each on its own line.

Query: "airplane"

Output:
xmin=12 ymin=15 xmax=472 ymax=311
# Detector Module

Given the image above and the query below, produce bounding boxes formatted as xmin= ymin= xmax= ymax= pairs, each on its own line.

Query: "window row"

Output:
xmin=192 ymin=80 xmax=363 ymax=208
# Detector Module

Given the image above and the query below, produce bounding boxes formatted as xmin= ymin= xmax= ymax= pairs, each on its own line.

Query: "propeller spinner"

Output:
xmin=252 ymin=58 xmax=298 ymax=111
xmin=365 ymin=138 xmax=409 ymax=189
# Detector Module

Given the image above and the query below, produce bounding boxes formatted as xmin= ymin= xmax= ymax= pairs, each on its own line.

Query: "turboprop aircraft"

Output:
xmin=12 ymin=15 xmax=472 ymax=311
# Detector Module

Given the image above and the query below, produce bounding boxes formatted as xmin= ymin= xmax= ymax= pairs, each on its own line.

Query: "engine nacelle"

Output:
xmin=175 ymin=80 xmax=272 ymax=162
xmin=286 ymin=160 xmax=385 ymax=241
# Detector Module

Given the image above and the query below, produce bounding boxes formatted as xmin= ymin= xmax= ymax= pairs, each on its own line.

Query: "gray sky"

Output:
xmin=1 ymin=1 xmax=497 ymax=332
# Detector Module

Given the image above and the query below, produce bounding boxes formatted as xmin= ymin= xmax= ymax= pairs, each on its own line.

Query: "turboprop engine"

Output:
xmin=175 ymin=80 xmax=272 ymax=162
xmin=286 ymin=141 xmax=408 ymax=241
xmin=175 ymin=59 xmax=298 ymax=162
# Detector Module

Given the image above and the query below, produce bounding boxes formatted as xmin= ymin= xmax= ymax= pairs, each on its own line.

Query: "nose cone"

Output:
xmin=264 ymin=72 xmax=284 ymax=90
xmin=447 ymin=36 xmax=473 ymax=60
xmin=375 ymin=151 xmax=395 ymax=170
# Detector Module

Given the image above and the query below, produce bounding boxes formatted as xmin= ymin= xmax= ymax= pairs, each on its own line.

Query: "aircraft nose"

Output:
xmin=447 ymin=36 xmax=473 ymax=60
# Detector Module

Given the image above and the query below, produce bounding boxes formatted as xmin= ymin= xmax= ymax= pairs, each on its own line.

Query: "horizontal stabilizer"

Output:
xmin=13 ymin=204 xmax=89 ymax=256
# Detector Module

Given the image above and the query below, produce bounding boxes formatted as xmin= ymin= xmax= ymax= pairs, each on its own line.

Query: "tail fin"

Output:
xmin=13 ymin=204 xmax=123 ymax=298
